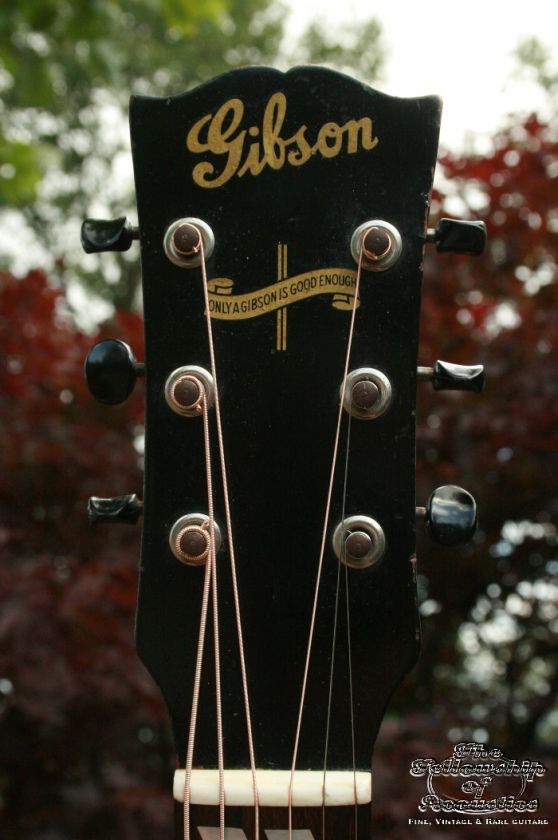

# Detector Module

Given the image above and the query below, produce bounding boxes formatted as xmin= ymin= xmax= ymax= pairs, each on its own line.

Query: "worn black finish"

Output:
xmin=84 ymin=338 xmax=143 ymax=405
xmin=429 ymin=217 xmax=487 ymax=255
xmin=129 ymin=66 xmax=441 ymax=783
xmin=88 ymin=493 xmax=143 ymax=525
xmin=81 ymin=216 xmax=138 ymax=253
xmin=425 ymin=485 xmax=477 ymax=546
xmin=431 ymin=360 xmax=485 ymax=393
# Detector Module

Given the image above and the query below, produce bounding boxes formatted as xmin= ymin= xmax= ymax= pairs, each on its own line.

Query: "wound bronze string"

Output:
xmin=183 ymin=380 xmax=218 ymax=840
xmin=321 ymin=408 xmax=353 ymax=840
xmin=197 ymin=239 xmax=260 ymax=839
xmin=345 ymin=513 xmax=358 ymax=840
xmin=288 ymin=248 xmax=365 ymax=840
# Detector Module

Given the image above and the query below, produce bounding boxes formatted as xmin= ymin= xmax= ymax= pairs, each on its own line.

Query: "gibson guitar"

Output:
xmin=82 ymin=66 xmax=486 ymax=840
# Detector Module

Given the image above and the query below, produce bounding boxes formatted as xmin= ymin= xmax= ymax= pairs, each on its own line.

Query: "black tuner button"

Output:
xmin=426 ymin=218 xmax=486 ymax=256
xmin=84 ymin=339 xmax=144 ymax=405
xmin=88 ymin=494 xmax=143 ymax=526
xmin=417 ymin=361 xmax=485 ymax=393
xmin=418 ymin=485 xmax=477 ymax=546
xmin=81 ymin=217 xmax=139 ymax=253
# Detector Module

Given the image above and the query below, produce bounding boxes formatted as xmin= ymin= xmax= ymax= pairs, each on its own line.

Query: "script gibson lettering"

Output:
xmin=186 ymin=92 xmax=379 ymax=188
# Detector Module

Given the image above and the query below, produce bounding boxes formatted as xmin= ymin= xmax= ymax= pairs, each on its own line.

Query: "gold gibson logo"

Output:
xmin=186 ymin=92 xmax=379 ymax=188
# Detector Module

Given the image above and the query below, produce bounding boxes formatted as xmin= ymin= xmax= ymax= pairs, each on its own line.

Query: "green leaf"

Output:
xmin=161 ymin=0 xmax=227 ymax=34
xmin=0 ymin=136 xmax=42 ymax=206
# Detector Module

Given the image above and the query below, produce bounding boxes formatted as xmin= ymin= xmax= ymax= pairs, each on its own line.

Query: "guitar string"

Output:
xmin=321 ymin=419 xmax=360 ymax=840
xmin=332 ymin=399 xmax=358 ymax=838
xmin=344 ymin=528 xmax=358 ymax=840
xmin=199 ymin=240 xmax=261 ymax=839
xmin=320 ymin=410 xmax=352 ymax=840
xmin=320 ymin=529 xmax=342 ymax=840
xmin=183 ymin=381 xmax=219 ymax=840
xmin=208 ymin=445 xmax=226 ymax=840
xmin=288 ymin=248 xmax=365 ymax=840
xmin=334 ymin=413 xmax=359 ymax=839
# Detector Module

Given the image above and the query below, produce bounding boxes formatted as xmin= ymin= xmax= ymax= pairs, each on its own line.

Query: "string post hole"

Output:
xmin=345 ymin=530 xmax=372 ymax=562
xmin=351 ymin=379 xmax=380 ymax=411
xmin=332 ymin=515 xmax=386 ymax=569
xmin=362 ymin=226 xmax=392 ymax=262
xmin=342 ymin=367 xmax=392 ymax=420
xmin=350 ymin=219 xmax=402 ymax=271
xmin=171 ymin=374 xmax=202 ymax=411
xmin=172 ymin=222 xmax=201 ymax=257
xmin=163 ymin=216 xmax=214 ymax=267
xmin=169 ymin=513 xmax=222 ymax=565
xmin=165 ymin=365 xmax=214 ymax=417
xmin=177 ymin=524 xmax=210 ymax=564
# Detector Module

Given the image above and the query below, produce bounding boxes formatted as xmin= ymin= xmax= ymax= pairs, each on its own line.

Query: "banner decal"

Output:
xmin=208 ymin=268 xmax=358 ymax=321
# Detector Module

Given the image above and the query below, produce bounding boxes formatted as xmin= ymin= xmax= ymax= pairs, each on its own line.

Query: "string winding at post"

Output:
xmin=182 ymin=237 xmax=260 ymax=840
xmin=182 ymin=381 xmax=221 ymax=840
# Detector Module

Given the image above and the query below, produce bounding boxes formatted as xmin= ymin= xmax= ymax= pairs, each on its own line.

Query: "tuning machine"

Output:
xmin=163 ymin=218 xmax=215 ymax=268
xmin=165 ymin=366 xmax=214 ymax=417
xmin=417 ymin=360 xmax=485 ymax=394
xmin=417 ymin=485 xmax=477 ymax=546
xmin=81 ymin=217 xmax=139 ymax=253
xmin=351 ymin=220 xmax=403 ymax=271
xmin=85 ymin=339 xmax=144 ymax=405
xmin=169 ymin=513 xmax=222 ymax=566
xmin=342 ymin=368 xmax=392 ymax=419
xmin=332 ymin=515 xmax=386 ymax=569
xmin=426 ymin=218 xmax=486 ymax=256
xmin=88 ymin=494 xmax=143 ymax=525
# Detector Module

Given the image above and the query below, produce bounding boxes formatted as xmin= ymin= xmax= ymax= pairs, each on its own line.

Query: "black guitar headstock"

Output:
xmin=83 ymin=66 xmax=486 ymax=839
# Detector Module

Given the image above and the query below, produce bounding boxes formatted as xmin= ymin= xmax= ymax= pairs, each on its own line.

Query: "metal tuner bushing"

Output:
xmin=350 ymin=220 xmax=402 ymax=271
xmin=169 ymin=513 xmax=223 ymax=566
xmin=165 ymin=366 xmax=214 ymax=417
xmin=332 ymin=515 xmax=386 ymax=569
xmin=342 ymin=367 xmax=392 ymax=420
xmin=163 ymin=217 xmax=215 ymax=268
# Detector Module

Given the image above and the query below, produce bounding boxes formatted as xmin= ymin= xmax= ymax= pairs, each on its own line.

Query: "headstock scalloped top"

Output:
xmin=82 ymin=66 xmax=486 ymax=839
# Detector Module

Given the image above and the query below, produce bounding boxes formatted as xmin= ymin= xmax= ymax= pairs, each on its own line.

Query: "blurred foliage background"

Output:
xmin=0 ymin=1 xmax=557 ymax=837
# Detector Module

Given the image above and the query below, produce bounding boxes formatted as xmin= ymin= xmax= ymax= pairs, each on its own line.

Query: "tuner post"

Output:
xmin=342 ymin=367 xmax=392 ymax=420
xmin=352 ymin=379 xmax=380 ymax=411
xmin=172 ymin=223 xmax=201 ymax=257
xmin=332 ymin=515 xmax=386 ymax=569
xmin=351 ymin=220 xmax=402 ymax=271
xmin=174 ymin=525 xmax=210 ymax=565
xmin=169 ymin=514 xmax=222 ymax=566
xmin=163 ymin=217 xmax=215 ymax=268
xmin=170 ymin=375 xmax=202 ymax=411
xmin=165 ymin=366 xmax=214 ymax=417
